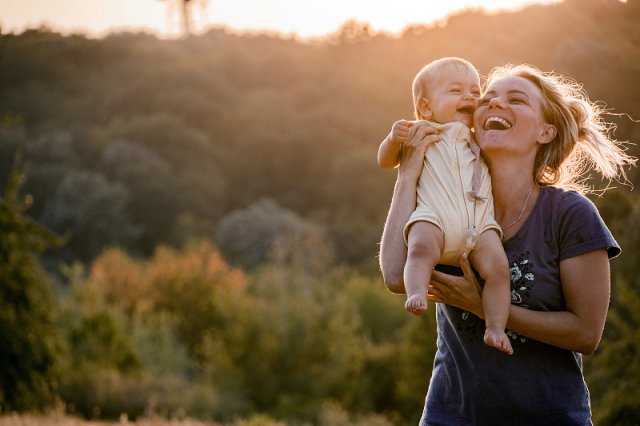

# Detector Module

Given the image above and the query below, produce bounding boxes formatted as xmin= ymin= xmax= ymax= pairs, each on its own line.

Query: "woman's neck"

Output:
xmin=489 ymin=159 xmax=538 ymax=231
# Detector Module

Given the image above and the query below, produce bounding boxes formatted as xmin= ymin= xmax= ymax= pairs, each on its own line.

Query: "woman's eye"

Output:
xmin=510 ymin=98 xmax=525 ymax=104
xmin=478 ymin=98 xmax=490 ymax=106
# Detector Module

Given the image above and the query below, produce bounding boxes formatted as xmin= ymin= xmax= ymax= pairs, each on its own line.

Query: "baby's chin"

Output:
xmin=453 ymin=113 xmax=473 ymax=127
xmin=455 ymin=117 xmax=473 ymax=127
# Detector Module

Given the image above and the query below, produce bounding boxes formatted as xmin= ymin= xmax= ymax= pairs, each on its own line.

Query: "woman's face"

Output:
xmin=473 ymin=75 xmax=554 ymax=156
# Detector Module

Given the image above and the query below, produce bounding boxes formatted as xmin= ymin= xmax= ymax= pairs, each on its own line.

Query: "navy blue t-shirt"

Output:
xmin=420 ymin=186 xmax=620 ymax=426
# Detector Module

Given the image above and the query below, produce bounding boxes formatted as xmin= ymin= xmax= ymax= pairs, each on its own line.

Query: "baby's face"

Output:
xmin=425 ymin=65 xmax=481 ymax=127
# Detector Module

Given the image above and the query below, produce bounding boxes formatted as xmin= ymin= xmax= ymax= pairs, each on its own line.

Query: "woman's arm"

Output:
xmin=378 ymin=169 xmax=417 ymax=293
xmin=379 ymin=126 xmax=439 ymax=293
xmin=428 ymin=250 xmax=610 ymax=355
xmin=509 ymin=249 xmax=610 ymax=354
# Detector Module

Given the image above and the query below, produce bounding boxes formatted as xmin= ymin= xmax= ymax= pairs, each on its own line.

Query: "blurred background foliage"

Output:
xmin=1 ymin=0 xmax=639 ymax=424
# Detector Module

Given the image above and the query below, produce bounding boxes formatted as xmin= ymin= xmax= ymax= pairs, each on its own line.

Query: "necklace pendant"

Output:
xmin=464 ymin=227 xmax=479 ymax=252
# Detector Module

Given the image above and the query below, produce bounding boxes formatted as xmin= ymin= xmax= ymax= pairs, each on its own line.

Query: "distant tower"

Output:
xmin=181 ymin=0 xmax=193 ymax=35
xmin=159 ymin=0 xmax=209 ymax=37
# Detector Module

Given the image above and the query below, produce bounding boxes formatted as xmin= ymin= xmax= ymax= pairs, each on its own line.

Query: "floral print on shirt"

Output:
xmin=456 ymin=251 xmax=535 ymax=345
xmin=509 ymin=252 xmax=534 ymax=308
xmin=506 ymin=252 xmax=535 ymax=343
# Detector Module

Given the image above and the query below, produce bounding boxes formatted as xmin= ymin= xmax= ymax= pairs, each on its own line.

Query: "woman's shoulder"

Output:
xmin=540 ymin=186 xmax=598 ymax=215
xmin=540 ymin=186 xmax=620 ymax=259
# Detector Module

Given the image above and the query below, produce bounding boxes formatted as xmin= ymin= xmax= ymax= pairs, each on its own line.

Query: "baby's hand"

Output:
xmin=390 ymin=120 xmax=412 ymax=145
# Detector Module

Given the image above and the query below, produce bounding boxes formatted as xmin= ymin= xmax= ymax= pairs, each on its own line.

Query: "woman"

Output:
xmin=379 ymin=64 xmax=635 ymax=425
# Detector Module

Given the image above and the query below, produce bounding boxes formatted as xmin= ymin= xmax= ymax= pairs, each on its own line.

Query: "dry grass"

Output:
xmin=0 ymin=414 xmax=222 ymax=426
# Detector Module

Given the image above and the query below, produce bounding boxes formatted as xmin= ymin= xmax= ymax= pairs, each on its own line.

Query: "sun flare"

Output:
xmin=1 ymin=0 xmax=562 ymax=38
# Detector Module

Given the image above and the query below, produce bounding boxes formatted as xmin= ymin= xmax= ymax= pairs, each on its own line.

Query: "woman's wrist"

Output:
xmin=396 ymin=173 xmax=420 ymax=188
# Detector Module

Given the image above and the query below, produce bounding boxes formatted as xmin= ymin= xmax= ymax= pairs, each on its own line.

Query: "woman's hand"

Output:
xmin=427 ymin=253 xmax=485 ymax=318
xmin=397 ymin=124 xmax=440 ymax=183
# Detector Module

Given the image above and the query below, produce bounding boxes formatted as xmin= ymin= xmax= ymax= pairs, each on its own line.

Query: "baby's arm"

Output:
xmin=377 ymin=120 xmax=412 ymax=169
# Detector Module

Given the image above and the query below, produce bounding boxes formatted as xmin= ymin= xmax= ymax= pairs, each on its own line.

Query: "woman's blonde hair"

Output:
xmin=485 ymin=64 xmax=636 ymax=192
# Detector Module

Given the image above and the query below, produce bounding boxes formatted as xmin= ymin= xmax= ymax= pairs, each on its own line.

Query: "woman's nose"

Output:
xmin=488 ymin=97 xmax=504 ymax=108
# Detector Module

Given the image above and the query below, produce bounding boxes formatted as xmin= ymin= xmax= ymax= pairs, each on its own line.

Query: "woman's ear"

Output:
xmin=537 ymin=123 xmax=557 ymax=145
xmin=418 ymin=97 xmax=433 ymax=120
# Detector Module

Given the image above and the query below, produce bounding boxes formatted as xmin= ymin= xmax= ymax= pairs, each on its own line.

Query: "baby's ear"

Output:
xmin=418 ymin=97 xmax=433 ymax=120
xmin=537 ymin=123 xmax=557 ymax=145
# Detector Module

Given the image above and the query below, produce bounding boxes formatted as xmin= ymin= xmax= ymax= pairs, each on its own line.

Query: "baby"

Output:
xmin=378 ymin=57 xmax=512 ymax=355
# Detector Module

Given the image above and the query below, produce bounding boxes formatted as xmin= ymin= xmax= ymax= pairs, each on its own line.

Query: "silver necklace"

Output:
xmin=502 ymin=185 xmax=534 ymax=237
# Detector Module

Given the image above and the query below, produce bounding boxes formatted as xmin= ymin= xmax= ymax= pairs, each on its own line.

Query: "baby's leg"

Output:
xmin=404 ymin=221 xmax=444 ymax=315
xmin=469 ymin=230 xmax=513 ymax=354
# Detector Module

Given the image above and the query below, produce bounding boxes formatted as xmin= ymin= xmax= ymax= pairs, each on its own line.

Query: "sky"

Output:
xmin=0 ymin=0 xmax=563 ymax=39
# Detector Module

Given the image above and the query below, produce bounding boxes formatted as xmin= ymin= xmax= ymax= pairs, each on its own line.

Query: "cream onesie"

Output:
xmin=403 ymin=121 xmax=501 ymax=265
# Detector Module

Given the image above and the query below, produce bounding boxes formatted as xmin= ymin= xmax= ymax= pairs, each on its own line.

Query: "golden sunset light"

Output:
xmin=2 ymin=0 xmax=639 ymax=425
xmin=1 ymin=0 xmax=562 ymax=38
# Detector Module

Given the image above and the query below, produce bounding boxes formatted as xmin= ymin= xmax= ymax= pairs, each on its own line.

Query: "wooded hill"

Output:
xmin=1 ymin=0 xmax=639 ymax=266
xmin=1 ymin=0 xmax=640 ymax=424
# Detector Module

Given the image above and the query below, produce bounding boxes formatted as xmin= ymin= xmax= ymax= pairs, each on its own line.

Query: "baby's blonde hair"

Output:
xmin=412 ymin=57 xmax=478 ymax=120
xmin=485 ymin=64 xmax=636 ymax=192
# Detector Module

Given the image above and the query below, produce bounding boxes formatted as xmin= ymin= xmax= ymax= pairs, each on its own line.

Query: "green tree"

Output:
xmin=0 ymin=163 xmax=59 ymax=410
xmin=586 ymin=190 xmax=640 ymax=425
xmin=40 ymin=170 xmax=137 ymax=262
xmin=215 ymin=198 xmax=334 ymax=271
xmin=587 ymin=277 xmax=640 ymax=425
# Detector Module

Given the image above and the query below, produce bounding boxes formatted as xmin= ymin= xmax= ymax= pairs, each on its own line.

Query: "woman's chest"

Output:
xmin=506 ymin=237 xmax=565 ymax=311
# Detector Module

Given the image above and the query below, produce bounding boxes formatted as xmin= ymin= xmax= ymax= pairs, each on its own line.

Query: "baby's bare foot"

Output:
xmin=484 ymin=329 xmax=513 ymax=355
xmin=405 ymin=294 xmax=427 ymax=315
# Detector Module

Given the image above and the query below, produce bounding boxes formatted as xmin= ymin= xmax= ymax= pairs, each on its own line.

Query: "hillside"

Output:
xmin=1 ymin=0 xmax=639 ymax=264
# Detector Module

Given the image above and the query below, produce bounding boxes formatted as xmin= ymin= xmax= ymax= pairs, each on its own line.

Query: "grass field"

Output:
xmin=0 ymin=414 xmax=224 ymax=426
xmin=0 ymin=414 xmax=295 ymax=426
xmin=0 ymin=411 xmax=395 ymax=426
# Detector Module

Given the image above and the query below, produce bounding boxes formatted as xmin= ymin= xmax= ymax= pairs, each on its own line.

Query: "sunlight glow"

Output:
xmin=0 ymin=0 xmax=563 ymax=38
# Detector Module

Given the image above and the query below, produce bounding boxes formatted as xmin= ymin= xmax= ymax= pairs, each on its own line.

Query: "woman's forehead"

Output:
xmin=485 ymin=75 xmax=541 ymax=97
